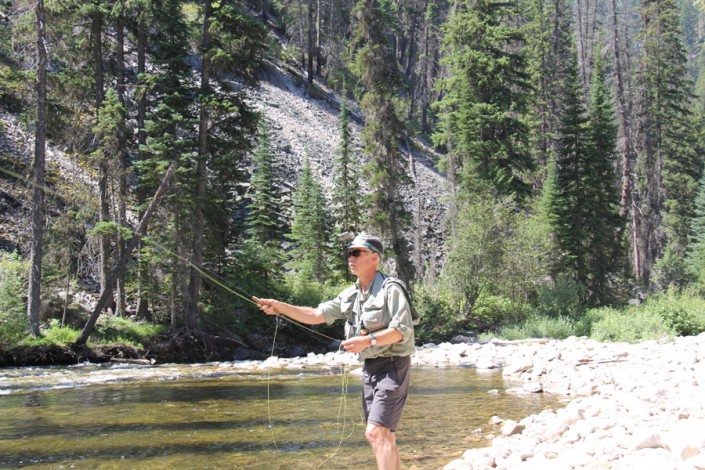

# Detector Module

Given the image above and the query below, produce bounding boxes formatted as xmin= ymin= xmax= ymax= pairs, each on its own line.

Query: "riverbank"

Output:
xmin=247 ymin=334 xmax=705 ymax=469
xmin=420 ymin=334 xmax=705 ymax=470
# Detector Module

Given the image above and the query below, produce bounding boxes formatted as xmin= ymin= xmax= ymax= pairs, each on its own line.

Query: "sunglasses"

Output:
xmin=348 ymin=249 xmax=373 ymax=258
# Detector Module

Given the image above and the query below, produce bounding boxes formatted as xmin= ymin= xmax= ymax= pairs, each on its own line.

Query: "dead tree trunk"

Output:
xmin=75 ymin=163 xmax=177 ymax=347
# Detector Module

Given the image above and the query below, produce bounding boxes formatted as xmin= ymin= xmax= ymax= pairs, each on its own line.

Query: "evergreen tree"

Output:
xmin=687 ymin=175 xmax=705 ymax=284
xmin=433 ymin=0 xmax=532 ymax=200
xmin=635 ymin=0 xmax=700 ymax=285
xmin=352 ymin=0 xmax=414 ymax=283
xmin=549 ymin=47 xmax=591 ymax=291
xmin=244 ymin=125 xmax=287 ymax=280
xmin=27 ymin=0 xmax=48 ymax=337
xmin=585 ymin=54 xmax=624 ymax=303
xmin=549 ymin=49 xmax=623 ymax=304
xmin=332 ymin=96 xmax=363 ymax=237
xmin=331 ymin=96 xmax=363 ymax=278
xmin=289 ymin=157 xmax=334 ymax=283
xmin=523 ymin=0 xmax=573 ymax=182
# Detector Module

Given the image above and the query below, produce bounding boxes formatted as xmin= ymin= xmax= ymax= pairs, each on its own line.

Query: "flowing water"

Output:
xmin=0 ymin=361 xmax=566 ymax=469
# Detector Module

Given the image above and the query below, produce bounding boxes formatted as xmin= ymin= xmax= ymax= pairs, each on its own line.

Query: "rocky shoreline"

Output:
xmin=254 ymin=334 xmax=705 ymax=469
xmin=421 ymin=335 xmax=705 ymax=470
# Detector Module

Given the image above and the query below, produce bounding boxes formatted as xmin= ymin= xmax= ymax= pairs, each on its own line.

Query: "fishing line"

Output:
xmin=141 ymin=238 xmax=360 ymax=465
xmin=3 ymin=160 xmax=359 ymax=465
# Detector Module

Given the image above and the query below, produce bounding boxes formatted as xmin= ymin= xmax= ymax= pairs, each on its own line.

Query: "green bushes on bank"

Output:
xmin=0 ymin=252 xmax=27 ymax=349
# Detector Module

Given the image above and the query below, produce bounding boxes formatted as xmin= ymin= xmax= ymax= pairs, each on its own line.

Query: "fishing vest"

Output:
xmin=342 ymin=274 xmax=420 ymax=339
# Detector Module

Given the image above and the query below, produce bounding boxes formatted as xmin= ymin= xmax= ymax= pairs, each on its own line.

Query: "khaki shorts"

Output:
xmin=361 ymin=355 xmax=411 ymax=432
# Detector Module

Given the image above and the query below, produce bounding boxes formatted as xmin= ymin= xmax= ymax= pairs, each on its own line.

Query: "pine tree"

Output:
xmin=289 ymin=157 xmax=334 ymax=283
xmin=26 ymin=0 xmax=48 ymax=337
xmin=523 ymin=0 xmax=573 ymax=181
xmin=635 ymin=0 xmax=700 ymax=286
xmin=433 ymin=0 xmax=532 ymax=200
xmin=244 ymin=125 xmax=287 ymax=280
xmin=550 ymin=47 xmax=591 ymax=290
xmin=352 ymin=0 xmax=414 ymax=283
xmin=584 ymin=54 xmax=624 ymax=303
xmin=549 ymin=49 xmax=623 ymax=304
xmin=687 ymin=175 xmax=705 ymax=284
xmin=332 ymin=96 xmax=363 ymax=238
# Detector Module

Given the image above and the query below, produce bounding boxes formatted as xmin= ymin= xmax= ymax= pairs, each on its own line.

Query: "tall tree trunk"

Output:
xmin=92 ymin=10 xmax=111 ymax=309
xmin=185 ymin=1 xmax=213 ymax=330
xmin=610 ymin=0 xmax=640 ymax=279
xmin=115 ymin=15 xmax=127 ymax=317
xmin=307 ymin=0 xmax=314 ymax=84
xmin=135 ymin=11 xmax=150 ymax=318
xmin=315 ymin=0 xmax=321 ymax=76
xmin=27 ymin=0 xmax=48 ymax=338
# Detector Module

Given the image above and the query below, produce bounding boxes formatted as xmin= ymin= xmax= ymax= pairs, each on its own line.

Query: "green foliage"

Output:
xmin=653 ymin=243 xmax=696 ymax=290
xmin=582 ymin=306 xmax=674 ymax=343
xmin=0 ymin=252 xmax=28 ymax=349
xmin=20 ymin=320 xmax=81 ymax=346
xmin=637 ymin=0 xmax=701 ymax=278
xmin=687 ymin=174 xmax=705 ymax=285
xmin=433 ymin=0 xmax=532 ymax=199
xmin=440 ymin=196 xmax=550 ymax=314
xmin=412 ymin=284 xmax=459 ymax=344
xmin=288 ymin=157 xmax=334 ymax=283
xmin=93 ymin=316 xmax=166 ymax=347
xmin=535 ymin=274 xmax=586 ymax=319
xmin=490 ymin=314 xmax=577 ymax=341
xmin=472 ymin=293 xmax=533 ymax=329
xmin=246 ymin=125 xmax=287 ymax=246
xmin=548 ymin=48 xmax=623 ymax=305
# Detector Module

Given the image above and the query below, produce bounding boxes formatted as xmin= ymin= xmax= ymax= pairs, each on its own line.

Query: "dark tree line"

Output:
xmin=3 ymin=0 xmax=705 ymax=343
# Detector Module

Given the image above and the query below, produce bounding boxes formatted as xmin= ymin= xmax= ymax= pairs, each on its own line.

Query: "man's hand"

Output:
xmin=253 ymin=296 xmax=278 ymax=316
xmin=341 ymin=335 xmax=371 ymax=353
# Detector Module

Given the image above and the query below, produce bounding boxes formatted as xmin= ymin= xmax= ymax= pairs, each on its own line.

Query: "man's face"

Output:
xmin=347 ymin=248 xmax=376 ymax=276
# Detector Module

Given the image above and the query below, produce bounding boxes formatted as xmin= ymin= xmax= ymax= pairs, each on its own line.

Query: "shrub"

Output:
xmin=471 ymin=294 xmax=533 ymax=329
xmin=414 ymin=285 xmax=460 ymax=344
xmin=534 ymin=274 xmax=586 ymax=319
xmin=586 ymin=306 xmax=674 ymax=343
xmin=94 ymin=316 xmax=166 ymax=346
xmin=640 ymin=291 xmax=705 ymax=337
xmin=490 ymin=314 xmax=577 ymax=341
xmin=0 ymin=252 xmax=28 ymax=348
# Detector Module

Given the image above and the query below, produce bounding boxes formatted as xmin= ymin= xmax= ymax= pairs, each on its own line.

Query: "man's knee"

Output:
xmin=366 ymin=422 xmax=392 ymax=445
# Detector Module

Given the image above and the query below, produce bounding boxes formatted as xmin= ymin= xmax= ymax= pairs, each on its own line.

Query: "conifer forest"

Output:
xmin=2 ymin=0 xmax=705 ymax=361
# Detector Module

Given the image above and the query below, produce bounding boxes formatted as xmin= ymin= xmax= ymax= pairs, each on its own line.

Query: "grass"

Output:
xmin=481 ymin=290 xmax=705 ymax=343
xmin=18 ymin=317 xmax=167 ymax=349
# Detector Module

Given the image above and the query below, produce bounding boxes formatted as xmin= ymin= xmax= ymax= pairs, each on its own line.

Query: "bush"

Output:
xmin=93 ymin=316 xmax=166 ymax=347
xmin=640 ymin=290 xmax=705 ymax=337
xmin=413 ymin=285 xmax=460 ymax=344
xmin=534 ymin=274 xmax=586 ymax=319
xmin=489 ymin=314 xmax=578 ymax=341
xmin=471 ymin=294 xmax=533 ymax=329
xmin=585 ymin=306 xmax=674 ymax=343
xmin=0 ymin=252 xmax=28 ymax=349
xmin=20 ymin=319 xmax=81 ymax=347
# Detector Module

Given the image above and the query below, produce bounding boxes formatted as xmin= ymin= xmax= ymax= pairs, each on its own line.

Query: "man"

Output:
xmin=253 ymin=233 xmax=415 ymax=470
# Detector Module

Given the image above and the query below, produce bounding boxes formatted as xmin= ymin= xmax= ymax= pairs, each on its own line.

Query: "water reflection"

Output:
xmin=0 ymin=364 xmax=565 ymax=469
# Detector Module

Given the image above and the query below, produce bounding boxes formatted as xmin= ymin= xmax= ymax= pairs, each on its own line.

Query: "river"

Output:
xmin=0 ymin=361 xmax=565 ymax=469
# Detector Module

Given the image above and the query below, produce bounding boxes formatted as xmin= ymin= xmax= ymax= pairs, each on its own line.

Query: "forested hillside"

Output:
xmin=1 ymin=0 xmax=705 ymax=361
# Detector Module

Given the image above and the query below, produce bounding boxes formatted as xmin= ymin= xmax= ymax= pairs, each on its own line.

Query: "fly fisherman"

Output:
xmin=254 ymin=233 xmax=416 ymax=470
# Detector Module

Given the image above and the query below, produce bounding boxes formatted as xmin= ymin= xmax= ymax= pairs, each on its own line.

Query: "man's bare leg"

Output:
xmin=365 ymin=422 xmax=401 ymax=470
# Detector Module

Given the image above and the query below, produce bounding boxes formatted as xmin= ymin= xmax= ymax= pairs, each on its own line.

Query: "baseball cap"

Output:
xmin=346 ymin=233 xmax=384 ymax=256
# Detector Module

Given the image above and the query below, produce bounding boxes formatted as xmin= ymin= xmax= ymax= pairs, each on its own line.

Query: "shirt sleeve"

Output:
xmin=385 ymin=284 xmax=414 ymax=343
xmin=318 ymin=285 xmax=356 ymax=326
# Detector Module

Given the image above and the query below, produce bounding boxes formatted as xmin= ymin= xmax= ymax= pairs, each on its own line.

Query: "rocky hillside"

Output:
xmin=249 ymin=64 xmax=451 ymax=276
xmin=0 ymin=62 xmax=450 ymax=283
